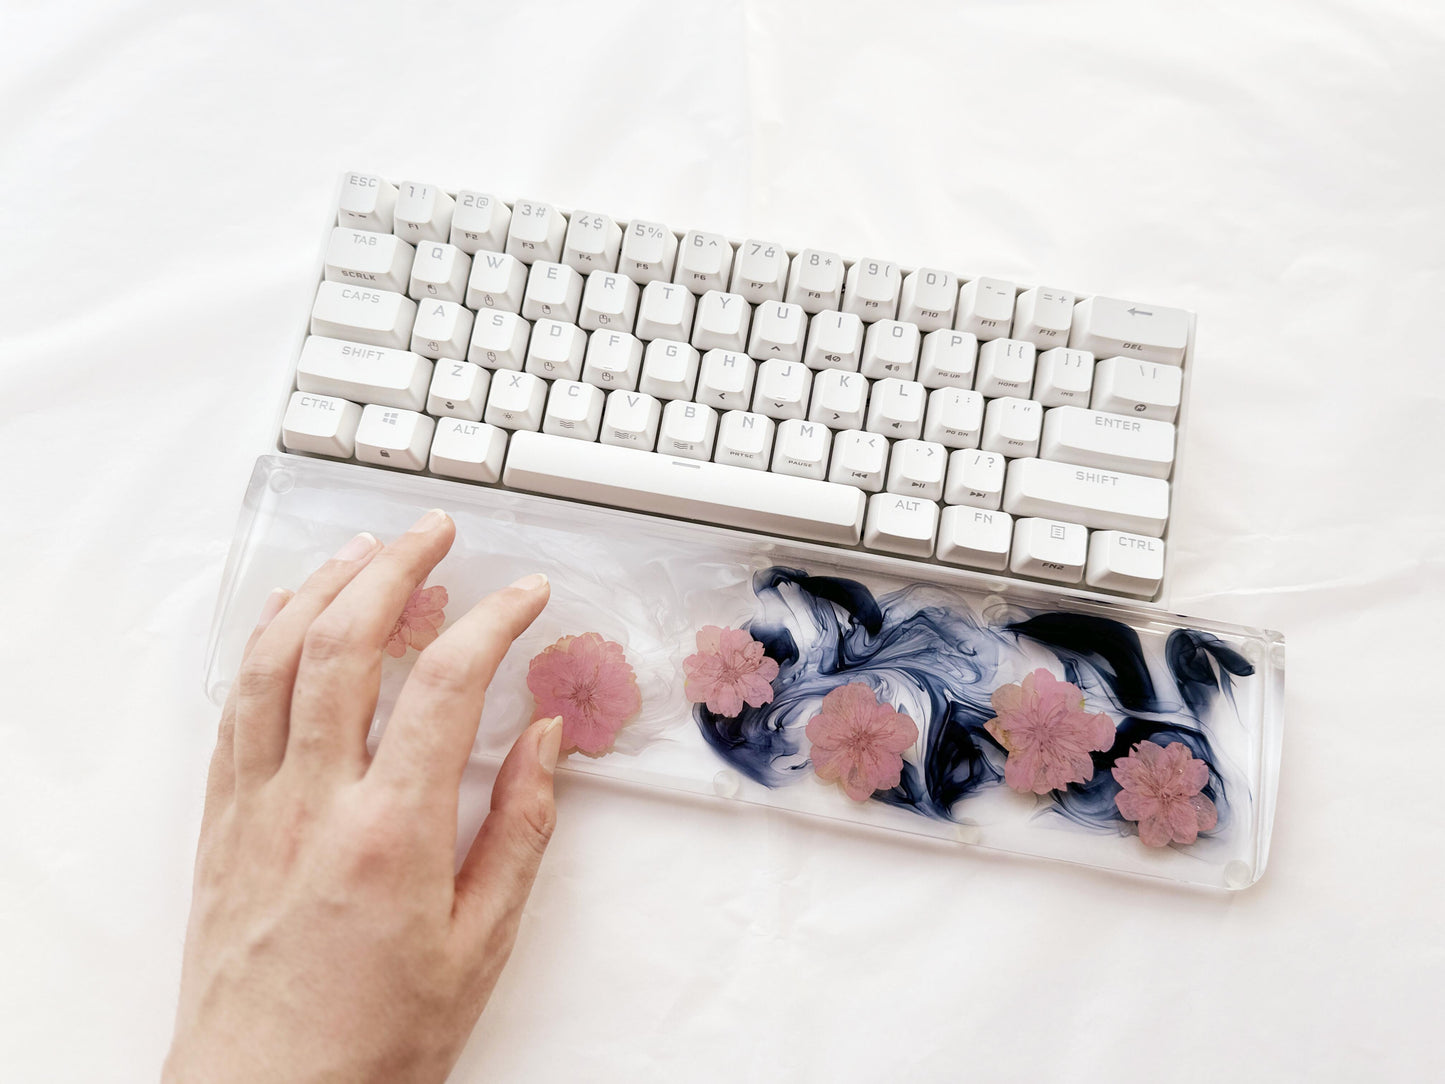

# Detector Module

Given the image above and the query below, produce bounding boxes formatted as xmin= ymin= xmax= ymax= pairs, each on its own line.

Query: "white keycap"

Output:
xmin=468 ymin=310 xmax=531 ymax=371
xmin=898 ymin=269 xmax=958 ymax=332
xmin=484 ymin=370 xmax=548 ymax=431
xmin=600 ymin=389 xmax=662 ymax=450
xmin=748 ymin=301 xmax=807 ymax=362
xmin=521 ymin=261 xmax=584 ymax=323
xmin=1041 ymin=406 xmax=1175 ymax=479
xmin=865 ymin=377 xmax=926 ymax=439
xmin=944 ymin=448 xmax=1006 ymax=509
xmin=410 ymin=300 xmax=474 ymax=361
xmin=786 ymin=249 xmax=845 ymax=313
xmin=804 ymin=310 xmax=864 ymax=371
xmin=1012 ymin=287 xmax=1075 ymax=349
xmin=408 ymin=242 xmax=470 ymax=303
xmin=955 ymin=277 xmax=1015 ymax=340
xmin=634 ymin=281 xmax=697 ymax=342
xmin=639 ymin=339 xmax=700 ymax=400
xmin=808 ymin=369 xmax=868 ymax=430
xmin=696 ymin=349 xmax=755 ymax=410
xmin=543 ymin=379 xmax=605 ymax=441
xmin=325 ymin=227 xmax=414 ymax=293
xmin=691 ymin=291 xmax=752 ymax=352
xmin=1003 ymin=458 xmax=1170 ymax=536
xmin=579 ymin=271 xmax=640 ymax=332
xmin=1069 ymin=296 xmax=1189 ymax=366
xmin=582 ymin=330 xmax=644 ymax=391
xmin=429 ymin=418 xmax=508 ymax=483
xmin=843 ymin=258 xmax=901 ymax=322
xmin=715 ymin=410 xmax=775 ymax=470
xmin=918 ymin=329 xmax=978 ymax=389
xmin=1034 ymin=348 xmax=1094 ymax=407
xmin=886 ymin=439 xmax=947 ymax=500
xmin=828 ymin=429 xmax=889 ymax=492
xmin=975 ymin=338 xmax=1036 ymax=398
xmin=772 ymin=418 xmax=832 ymax=480
xmin=450 ymin=191 xmax=511 ymax=254
xmin=506 ymin=199 xmax=567 ymax=265
xmin=524 ymin=319 xmax=586 ymax=381
xmin=618 ymin=220 xmax=678 ymax=285
xmin=310 ymin=283 xmax=417 ymax=350
xmin=562 ymin=211 xmax=622 ymax=273
xmin=337 ymin=172 xmax=396 ymax=233
xmin=355 ymin=404 xmax=435 ymax=470
xmin=658 ymin=400 xmax=718 ymax=460
xmin=393 ymin=182 xmax=454 ymax=243
xmin=465 ymin=252 xmax=528 ymax=313
xmin=296 ymin=336 xmax=431 ymax=411
xmin=674 ymin=230 xmax=734 ymax=294
xmin=923 ymin=387 xmax=984 ymax=448
xmin=864 ymin=493 xmax=939 ymax=557
xmin=981 ymin=397 xmax=1042 ymax=457
xmin=861 ymin=319 xmax=921 ymax=380
xmin=730 ymin=240 xmax=789 ymax=303
xmin=281 ymin=391 xmax=362 ymax=457
xmin=937 ymin=506 xmax=1012 ymax=570
xmin=504 ymin=431 xmax=865 ymax=545
xmin=1091 ymin=356 xmax=1183 ymax=422
xmin=1086 ymin=531 xmax=1166 ymax=596
xmin=1010 ymin=517 xmax=1087 ymax=583
xmin=426 ymin=359 xmax=490 ymax=420
xmin=752 ymin=359 xmax=812 ymax=421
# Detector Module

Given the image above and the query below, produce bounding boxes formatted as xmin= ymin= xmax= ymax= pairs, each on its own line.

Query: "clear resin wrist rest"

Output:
xmin=207 ymin=455 xmax=1286 ymax=890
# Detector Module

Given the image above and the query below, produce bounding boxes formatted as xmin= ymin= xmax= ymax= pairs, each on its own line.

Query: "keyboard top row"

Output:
xmin=282 ymin=172 xmax=1195 ymax=601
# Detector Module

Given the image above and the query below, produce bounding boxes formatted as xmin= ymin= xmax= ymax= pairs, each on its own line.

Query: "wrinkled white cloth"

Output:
xmin=1 ymin=2 xmax=1441 ymax=1080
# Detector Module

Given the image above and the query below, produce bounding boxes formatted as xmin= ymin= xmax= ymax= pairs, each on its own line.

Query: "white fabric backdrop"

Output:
xmin=2 ymin=1 xmax=1442 ymax=1080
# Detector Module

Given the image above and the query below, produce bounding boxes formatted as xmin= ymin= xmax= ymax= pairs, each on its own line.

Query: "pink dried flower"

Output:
xmin=805 ymin=683 xmax=919 ymax=802
xmin=1112 ymin=740 xmax=1219 ymax=847
xmin=683 ymin=625 xmax=780 ymax=717
xmin=385 ymin=584 xmax=448 ymax=658
xmin=527 ymin=633 xmax=641 ymax=756
xmin=984 ymin=668 xmax=1116 ymax=794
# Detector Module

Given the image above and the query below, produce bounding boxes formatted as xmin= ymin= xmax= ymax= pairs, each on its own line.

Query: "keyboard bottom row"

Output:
xmin=282 ymin=392 xmax=1166 ymax=597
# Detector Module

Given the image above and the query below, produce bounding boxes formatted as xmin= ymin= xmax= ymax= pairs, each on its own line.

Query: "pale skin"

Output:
xmin=166 ymin=509 xmax=560 ymax=1082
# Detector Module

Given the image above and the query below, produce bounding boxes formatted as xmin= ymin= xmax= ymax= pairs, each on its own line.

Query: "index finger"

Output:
xmin=367 ymin=572 xmax=551 ymax=804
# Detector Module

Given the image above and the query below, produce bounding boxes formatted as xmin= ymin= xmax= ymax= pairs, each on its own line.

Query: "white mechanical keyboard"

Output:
xmin=280 ymin=172 xmax=1196 ymax=600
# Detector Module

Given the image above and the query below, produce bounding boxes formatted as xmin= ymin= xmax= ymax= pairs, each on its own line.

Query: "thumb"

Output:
xmin=453 ymin=715 xmax=563 ymax=947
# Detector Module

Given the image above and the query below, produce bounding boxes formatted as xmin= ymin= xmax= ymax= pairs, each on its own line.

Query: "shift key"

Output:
xmin=1003 ymin=457 xmax=1169 ymax=537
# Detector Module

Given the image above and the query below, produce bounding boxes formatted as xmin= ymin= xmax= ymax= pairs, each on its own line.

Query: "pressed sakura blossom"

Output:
xmin=1112 ymin=740 xmax=1219 ymax=847
xmin=984 ymin=668 xmax=1115 ymax=794
xmin=683 ymin=625 xmax=780 ymax=717
xmin=805 ymin=683 xmax=919 ymax=802
xmin=527 ymin=632 xmax=641 ymax=756
xmin=385 ymin=584 xmax=449 ymax=658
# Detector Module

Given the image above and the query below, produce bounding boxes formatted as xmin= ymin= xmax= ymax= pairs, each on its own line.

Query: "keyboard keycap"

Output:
xmin=506 ymin=199 xmax=567 ymax=264
xmin=955 ymin=278 xmax=1015 ymax=340
xmin=923 ymin=387 xmax=984 ymax=448
xmin=975 ymin=338 xmax=1036 ymax=398
xmin=866 ymin=377 xmax=925 ymax=439
xmin=731 ymin=240 xmax=789 ymax=304
xmin=1086 ymin=531 xmax=1165 ymax=596
xmin=524 ymin=319 xmax=586 ymax=381
xmin=325 ymin=228 xmax=414 ymax=293
xmin=618 ymin=220 xmax=678 ymax=285
xmin=484 ymin=370 xmax=547 ymax=431
xmin=752 ymin=359 xmax=811 ymax=421
xmin=337 ymin=173 xmax=396 ymax=233
xmin=582 ymin=331 xmax=644 ymax=391
xmin=715 ymin=410 xmax=775 ymax=470
xmin=864 ymin=493 xmax=938 ymax=557
xmin=1010 ymin=516 xmax=1087 ymax=583
xmin=281 ymin=391 xmax=362 ymax=458
xmin=408 ymin=242 xmax=470 ymax=303
xmin=639 ymin=339 xmax=700 ymax=400
xmin=562 ymin=211 xmax=622 ymax=274
xmin=468 ymin=311 xmax=530 ymax=371
xmin=918 ymin=329 xmax=978 ymax=389
xmin=635 ymin=282 xmax=697 ymax=342
xmin=1003 ymin=457 xmax=1170 ymax=536
xmin=809 ymin=369 xmax=867 ymax=430
xmin=748 ymin=302 xmax=807 ymax=362
xmin=465 ymin=252 xmax=528 ymax=313
xmin=1040 ymin=406 xmax=1175 ymax=479
xmin=600 ymin=390 xmax=661 ymax=449
xmin=503 ymin=431 xmax=866 ymax=545
xmin=982 ymin=397 xmax=1042 ymax=457
xmin=696 ymin=349 xmax=755 ymax=410
xmin=354 ymin=404 xmax=434 ymax=470
xmin=828 ymin=430 xmax=889 ymax=492
xmin=1069 ymin=296 xmax=1189 ymax=366
xmin=692 ymin=291 xmax=752 ymax=352
xmin=411 ymin=300 xmax=473 ymax=360
xmin=886 ymin=439 xmax=946 ymax=500
xmin=772 ymin=419 xmax=831 ymax=480
xmin=429 ymin=418 xmax=508 ymax=483
xmin=804 ymin=310 xmax=864 ymax=372
xmin=1012 ymin=288 xmax=1075 ymax=349
xmin=786 ymin=249 xmax=844 ymax=313
xmin=310 ymin=282 xmax=417 ymax=350
xmin=426 ymin=360 xmax=490 ymax=420
xmin=944 ymin=448 xmax=1005 ymax=509
xmin=450 ymin=191 xmax=510 ymax=254
xmin=675 ymin=230 xmax=734 ymax=294
xmin=843 ymin=258 xmax=901 ymax=322
xmin=1033 ymin=347 xmax=1094 ymax=407
xmin=295 ymin=336 xmax=430 ymax=412
xmin=579 ymin=271 xmax=639 ymax=333
xmin=937 ymin=506 xmax=1012 ymax=570
xmin=521 ymin=261 xmax=583 ymax=323
xmin=860 ymin=319 xmax=920 ymax=380
xmin=1090 ymin=356 xmax=1182 ymax=422
xmin=543 ymin=379 xmax=605 ymax=441
xmin=393 ymin=182 xmax=454 ymax=244
xmin=899 ymin=269 xmax=958 ymax=332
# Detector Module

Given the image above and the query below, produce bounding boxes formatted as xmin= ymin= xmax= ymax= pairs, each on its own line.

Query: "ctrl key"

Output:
xmin=354 ymin=404 xmax=434 ymax=470
xmin=1085 ymin=530 xmax=1165 ymax=596
xmin=281 ymin=391 xmax=362 ymax=458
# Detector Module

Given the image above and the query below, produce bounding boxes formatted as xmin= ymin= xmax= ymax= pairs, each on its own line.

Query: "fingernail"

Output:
xmin=509 ymin=572 xmax=548 ymax=592
xmin=334 ymin=532 xmax=378 ymax=562
xmin=408 ymin=508 xmax=450 ymax=533
xmin=256 ymin=587 xmax=290 ymax=627
xmin=537 ymin=716 xmax=563 ymax=774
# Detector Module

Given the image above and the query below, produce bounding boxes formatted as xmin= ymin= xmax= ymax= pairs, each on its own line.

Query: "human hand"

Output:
xmin=166 ymin=510 xmax=560 ymax=1083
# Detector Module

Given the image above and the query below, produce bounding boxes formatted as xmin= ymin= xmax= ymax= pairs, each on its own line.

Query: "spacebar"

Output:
xmin=502 ymin=432 xmax=866 ymax=545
